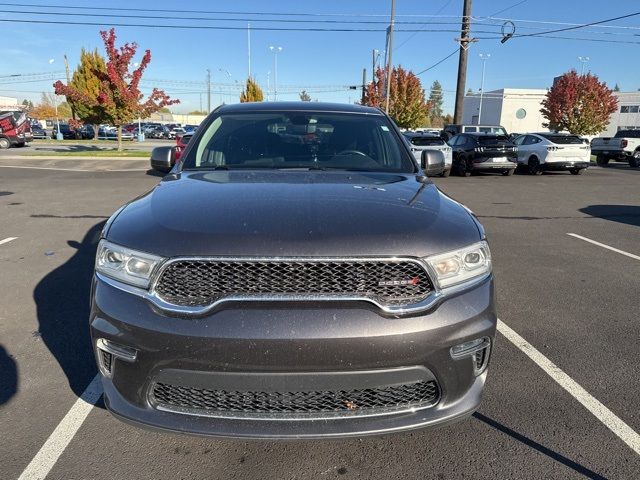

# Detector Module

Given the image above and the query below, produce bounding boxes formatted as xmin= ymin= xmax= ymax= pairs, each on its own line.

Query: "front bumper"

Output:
xmin=543 ymin=161 xmax=590 ymax=171
xmin=90 ymin=274 xmax=496 ymax=439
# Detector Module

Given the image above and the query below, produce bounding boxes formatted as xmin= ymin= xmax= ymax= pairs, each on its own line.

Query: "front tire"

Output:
xmin=0 ymin=137 xmax=10 ymax=149
xmin=528 ymin=157 xmax=543 ymax=175
xmin=629 ymin=151 xmax=640 ymax=168
xmin=570 ymin=168 xmax=584 ymax=175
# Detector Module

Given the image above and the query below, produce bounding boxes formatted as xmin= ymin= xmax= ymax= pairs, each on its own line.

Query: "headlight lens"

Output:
xmin=424 ymin=241 xmax=491 ymax=289
xmin=95 ymin=239 xmax=163 ymax=288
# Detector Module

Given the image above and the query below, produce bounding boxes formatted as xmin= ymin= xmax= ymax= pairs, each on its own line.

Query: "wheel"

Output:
xmin=629 ymin=150 xmax=640 ymax=168
xmin=457 ymin=163 xmax=471 ymax=177
xmin=440 ymin=168 xmax=451 ymax=177
xmin=570 ymin=168 xmax=584 ymax=175
xmin=596 ymin=154 xmax=609 ymax=166
xmin=502 ymin=168 xmax=514 ymax=176
xmin=528 ymin=157 xmax=543 ymax=175
xmin=0 ymin=137 xmax=10 ymax=149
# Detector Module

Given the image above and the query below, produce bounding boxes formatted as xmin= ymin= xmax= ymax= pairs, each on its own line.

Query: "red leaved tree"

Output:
xmin=540 ymin=70 xmax=617 ymax=135
xmin=55 ymin=28 xmax=179 ymax=150
xmin=363 ymin=66 xmax=431 ymax=129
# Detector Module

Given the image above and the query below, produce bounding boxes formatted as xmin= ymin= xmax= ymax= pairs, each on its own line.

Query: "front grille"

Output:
xmin=152 ymin=380 xmax=439 ymax=418
xmin=153 ymin=259 xmax=433 ymax=308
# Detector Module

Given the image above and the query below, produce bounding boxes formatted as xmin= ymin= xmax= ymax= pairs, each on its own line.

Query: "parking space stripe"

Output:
xmin=0 ymin=236 xmax=18 ymax=245
xmin=0 ymin=166 xmax=147 ymax=172
xmin=497 ymin=319 xmax=640 ymax=456
xmin=567 ymin=233 xmax=640 ymax=261
xmin=17 ymin=375 xmax=102 ymax=480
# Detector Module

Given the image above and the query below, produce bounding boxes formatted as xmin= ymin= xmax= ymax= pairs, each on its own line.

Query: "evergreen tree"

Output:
xmin=428 ymin=80 xmax=443 ymax=121
xmin=299 ymin=90 xmax=311 ymax=101
xmin=240 ymin=77 xmax=264 ymax=102
xmin=613 ymin=83 xmax=620 ymax=92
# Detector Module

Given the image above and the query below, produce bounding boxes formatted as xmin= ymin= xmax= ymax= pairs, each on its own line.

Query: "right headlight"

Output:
xmin=424 ymin=240 xmax=491 ymax=289
xmin=95 ymin=239 xmax=164 ymax=288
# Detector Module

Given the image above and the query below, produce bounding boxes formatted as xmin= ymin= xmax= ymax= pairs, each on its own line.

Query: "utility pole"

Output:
xmin=384 ymin=0 xmax=396 ymax=113
xmin=454 ymin=0 xmax=474 ymax=124
xmin=361 ymin=68 xmax=367 ymax=103
xmin=63 ymin=54 xmax=76 ymax=120
xmin=206 ymin=69 xmax=211 ymax=113
xmin=477 ymin=53 xmax=490 ymax=125
xmin=247 ymin=23 xmax=251 ymax=78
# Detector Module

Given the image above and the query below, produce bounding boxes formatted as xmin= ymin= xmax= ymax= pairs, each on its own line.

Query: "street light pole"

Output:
xmin=578 ymin=56 xmax=590 ymax=75
xmin=206 ymin=69 xmax=211 ymax=112
xmin=269 ymin=46 xmax=282 ymax=101
xmin=49 ymin=58 xmax=63 ymax=140
xmin=384 ymin=0 xmax=396 ymax=113
xmin=478 ymin=53 xmax=490 ymax=125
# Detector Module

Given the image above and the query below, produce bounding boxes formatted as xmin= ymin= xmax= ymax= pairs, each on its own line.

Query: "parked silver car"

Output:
xmin=403 ymin=132 xmax=452 ymax=177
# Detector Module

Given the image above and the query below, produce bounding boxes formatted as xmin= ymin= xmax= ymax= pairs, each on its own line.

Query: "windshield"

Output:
xmin=183 ymin=111 xmax=415 ymax=172
xmin=539 ymin=134 xmax=583 ymax=144
xmin=614 ymin=130 xmax=640 ymax=138
xmin=406 ymin=136 xmax=445 ymax=146
xmin=477 ymin=135 xmax=511 ymax=145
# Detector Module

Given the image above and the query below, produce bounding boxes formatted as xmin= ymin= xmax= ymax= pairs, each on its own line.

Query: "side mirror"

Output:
xmin=150 ymin=146 xmax=176 ymax=173
xmin=421 ymin=149 xmax=445 ymax=170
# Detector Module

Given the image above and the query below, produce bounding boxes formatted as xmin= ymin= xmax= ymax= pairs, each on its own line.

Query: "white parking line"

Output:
xmin=17 ymin=375 xmax=102 ymax=480
xmin=0 ymin=236 xmax=18 ymax=245
xmin=497 ymin=319 xmax=640 ymax=456
xmin=567 ymin=233 xmax=640 ymax=261
xmin=0 ymin=166 xmax=147 ymax=172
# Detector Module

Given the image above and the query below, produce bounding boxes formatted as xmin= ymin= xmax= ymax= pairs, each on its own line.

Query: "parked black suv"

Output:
xmin=91 ymin=102 xmax=496 ymax=438
xmin=449 ymin=133 xmax=518 ymax=176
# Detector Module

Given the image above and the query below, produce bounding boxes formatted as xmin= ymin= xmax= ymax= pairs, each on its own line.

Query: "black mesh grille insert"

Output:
xmin=152 ymin=380 xmax=439 ymax=417
xmin=154 ymin=259 xmax=433 ymax=307
xmin=100 ymin=350 xmax=113 ymax=374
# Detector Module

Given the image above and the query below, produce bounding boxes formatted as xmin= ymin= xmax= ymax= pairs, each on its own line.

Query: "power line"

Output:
xmin=394 ymin=0 xmax=453 ymax=51
xmin=488 ymin=0 xmax=528 ymax=17
xmin=511 ymin=11 xmax=640 ymax=38
xmin=415 ymin=48 xmax=460 ymax=75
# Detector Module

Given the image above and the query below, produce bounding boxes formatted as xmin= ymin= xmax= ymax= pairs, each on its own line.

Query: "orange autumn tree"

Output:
xmin=363 ymin=65 xmax=431 ymax=129
xmin=541 ymin=70 xmax=617 ymax=135
xmin=55 ymin=28 xmax=179 ymax=150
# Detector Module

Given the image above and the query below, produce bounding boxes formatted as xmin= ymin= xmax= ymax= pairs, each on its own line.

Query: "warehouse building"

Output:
xmin=462 ymin=88 xmax=640 ymax=136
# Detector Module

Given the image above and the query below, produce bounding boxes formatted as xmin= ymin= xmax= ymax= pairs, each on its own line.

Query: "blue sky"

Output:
xmin=1 ymin=0 xmax=639 ymax=113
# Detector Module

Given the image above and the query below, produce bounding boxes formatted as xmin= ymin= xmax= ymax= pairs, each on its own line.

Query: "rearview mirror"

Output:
xmin=150 ymin=146 xmax=176 ymax=173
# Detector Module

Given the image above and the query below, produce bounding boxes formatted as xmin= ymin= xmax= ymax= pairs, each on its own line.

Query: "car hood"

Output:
xmin=107 ymin=171 xmax=481 ymax=258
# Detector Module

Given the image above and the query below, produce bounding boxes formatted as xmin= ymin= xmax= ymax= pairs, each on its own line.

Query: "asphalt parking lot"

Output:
xmin=1 ymin=158 xmax=639 ymax=479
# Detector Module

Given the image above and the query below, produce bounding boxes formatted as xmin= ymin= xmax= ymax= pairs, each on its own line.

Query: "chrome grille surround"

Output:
xmin=149 ymin=256 xmax=435 ymax=314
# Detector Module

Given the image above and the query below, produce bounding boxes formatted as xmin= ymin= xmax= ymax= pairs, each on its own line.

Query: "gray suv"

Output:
xmin=91 ymin=102 xmax=496 ymax=439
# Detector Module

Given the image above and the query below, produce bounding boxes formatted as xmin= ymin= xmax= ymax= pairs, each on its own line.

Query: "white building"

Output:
xmin=0 ymin=96 xmax=19 ymax=110
xmin=462 ymin=88 xmax=547 ymax=134
xmin=462 ymin=88 xmax=640 ymax=136
xmin=604 ymin=91 xmax=640 ymax=136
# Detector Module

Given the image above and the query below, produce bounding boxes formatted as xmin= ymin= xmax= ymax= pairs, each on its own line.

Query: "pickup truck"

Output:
xmin=591 ymin=129 xmax=640 ymax=167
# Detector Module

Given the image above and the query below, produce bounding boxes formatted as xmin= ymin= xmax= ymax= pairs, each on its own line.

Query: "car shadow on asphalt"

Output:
xmin=33 ymin=222 xmax=106 ymax=405
xmin=0 ymin=344 xmax=18 ymax=406
xmin=473 ymin=413 xmax=606 ymax=479
xmin=580 ymin=205 xmax=640 ymax=228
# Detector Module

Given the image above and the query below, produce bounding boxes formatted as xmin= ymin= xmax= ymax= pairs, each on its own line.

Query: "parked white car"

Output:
xmin=591 ymin=129 xmax=640 ymax=167
xmin=513 ymin=133 xmax=590 ymax=175
xmin=403 ymin=132 xmax=452 ymax=177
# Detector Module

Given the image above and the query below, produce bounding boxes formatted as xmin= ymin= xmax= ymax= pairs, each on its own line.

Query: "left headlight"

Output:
xmin=95 ymin=239 xmax=164 ymax=288
xmin=424 ymin=240 xmax=491 ymax=289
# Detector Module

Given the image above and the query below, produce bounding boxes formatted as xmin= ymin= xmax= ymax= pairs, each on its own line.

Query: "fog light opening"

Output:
xmin=450 ymin=337 xmax=490 ymax=359
xmin=96 ymin=338 xmax=138 ymax=377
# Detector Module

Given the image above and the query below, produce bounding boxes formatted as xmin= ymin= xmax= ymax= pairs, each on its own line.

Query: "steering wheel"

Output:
xmin=336 ymin=149 xmax=368 ymax=157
